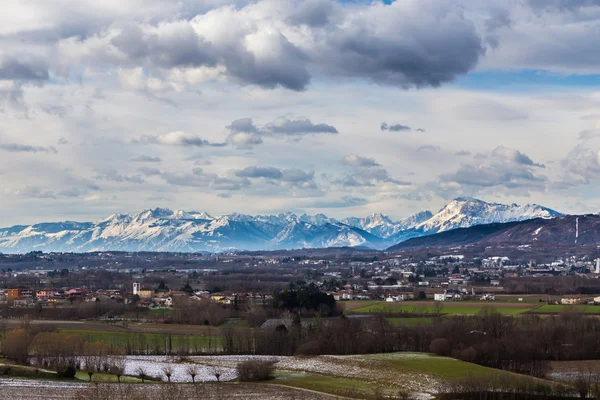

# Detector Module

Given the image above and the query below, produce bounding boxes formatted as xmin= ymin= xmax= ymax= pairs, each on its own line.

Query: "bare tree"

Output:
xmin=136 ymin=366 xmax=148 ymax=383
xmin=162 ymin=365 xmax=173 ymax=383
xmin=108 ymin=357 xmax=126 ymax=383
xmin=209 ymin=366 xmax=222 ymax=382
xmin=186 ymin=364 xmax=199 ymax=383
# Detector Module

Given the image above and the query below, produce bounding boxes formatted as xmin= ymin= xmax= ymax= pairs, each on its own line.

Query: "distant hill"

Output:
xmin=388 ymin=214 xmax=600 ymax=250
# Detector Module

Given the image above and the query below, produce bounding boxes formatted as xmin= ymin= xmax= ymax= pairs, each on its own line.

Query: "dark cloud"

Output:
xmin=0 ymin=143 xmax=57 ymax=154
xmin=53 ymin=0 xmax=483 ymax=91
xmin=235 ymin=166 xmax=284 ymax=180
xmin=228 ymin=118 xmax=260 ymax=134
xmin=317 ymin=1 xmax=484 ymax=88
xmin=234 ymin=166 xmax=314 ymax=184
xmin=111 ymin=23 xmax=218 ymax=69
xmin=287 ymin=0 xmax=337 ymax=27
xmin=0 ymin=58 xmax=49 ymax=81
xmin=381 ymin=122 xmax=410 ymax=132
xmin=484 ymin=8 xmax=512 ymax=49
xmin=131 ymin=154 xmax=162 ymax=162
xmin=381 ymin=122 xmax=425 ymax=132
xmin=227 ymin=117 xmax=338 ymax=148
xmin=268 ymin=118 xmax=338 ymax=135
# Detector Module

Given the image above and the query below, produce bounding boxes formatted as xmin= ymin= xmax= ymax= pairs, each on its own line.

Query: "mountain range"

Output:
xmin=389 ymin=214 xmax=599 ymax=251
xmin=0 ymin=197 xmax=562 ymax=253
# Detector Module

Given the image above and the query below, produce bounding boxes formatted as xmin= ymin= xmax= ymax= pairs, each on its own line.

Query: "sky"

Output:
xmin=2 ymin=0 xmax=600 ymax=225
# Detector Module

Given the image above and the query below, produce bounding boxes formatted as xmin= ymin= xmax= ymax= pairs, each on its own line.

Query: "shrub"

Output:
xmin=429 ymin=338 xmax=451 ymax=357
xmin=236 ymin=359 xmax=276 ymax=382
xmin=56 ymin=364 xmax=77 ymax=378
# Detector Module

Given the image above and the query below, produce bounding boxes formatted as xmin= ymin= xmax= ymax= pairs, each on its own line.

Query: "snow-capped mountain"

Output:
xmin=0 ymin=198 xmax=562 ymax=253
xmin=342 ymin=211 xmax=432 ymax=238
xmin=415 ymin=197 xmax=561 ymax=234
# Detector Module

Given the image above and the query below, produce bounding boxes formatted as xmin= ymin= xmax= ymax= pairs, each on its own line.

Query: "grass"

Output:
xmin=275 ymin=372 xmax=394 ymax=399
xmin=0 ymin=364 xmax=61 ymax=380
xmin=340 ymin=300 xmax=382 ymax=311
xmin=273 ymin=353 xmax=554 ymax=398
xmin=364 ymin=353 xmax=505 ymax=379
xmin=75 ymin=370 xmax=144 ymax=383
xmin=532 ymin=304 xmax=600 ymax=314
xmin=59 ymin=329 xmax=224 ymax=352
xmin=387 ymin=317 xmax=435 ymax=326
xmin=220 ymin=318 xmax=251 ymax=328
xmin=353 ymin=301 xmax=534 ymax=315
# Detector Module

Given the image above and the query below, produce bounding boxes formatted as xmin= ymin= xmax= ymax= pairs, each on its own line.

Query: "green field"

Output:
xmin=59 ymin=329 xmax=223 ymax=352
xmin=364 ymin=353 xmax=505 ymax=379
xmin=276 ymin=372 xmax=388 ymax=399
xmin=274 ymin=353 xmax=553 ymax=399
xmin=353 ymin=301 xmax=534 ymax=315
xmin=534 ymin=304 xmax=600 ymax=314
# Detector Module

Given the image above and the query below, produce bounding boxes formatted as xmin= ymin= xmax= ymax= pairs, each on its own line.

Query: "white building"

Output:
xmin=133 ymin=282 xmax=141 ymax=296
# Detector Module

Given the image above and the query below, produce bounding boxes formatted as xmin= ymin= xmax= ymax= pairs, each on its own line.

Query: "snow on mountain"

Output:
xmin=0 ymin=198 xmax=563 ymax=253
xmin=416 ymin=197 xmax=561 ymax=234
xmin=342 ymin=211 xmax=432 ymax=238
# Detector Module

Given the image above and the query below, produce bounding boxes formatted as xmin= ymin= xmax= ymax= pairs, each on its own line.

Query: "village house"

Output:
xmin=434 ymin=289 xmax=464 ymax=302
xmin=7 ymin=287 xmax=34 ymax=300
xmin=561 ymin=296 xmax=583 ymax=305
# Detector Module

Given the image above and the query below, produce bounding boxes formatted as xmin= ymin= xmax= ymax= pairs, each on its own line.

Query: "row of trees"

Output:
xmin=219 ymin=309 xmax=600 ymax=378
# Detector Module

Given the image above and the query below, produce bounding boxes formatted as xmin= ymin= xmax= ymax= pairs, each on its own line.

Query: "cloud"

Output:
xmin=0 ymin=58 xmax=49 ymax=81
xmin=455 ymin=150 xmax=472 ymax=156
xmin=95 ymin=170 xmax=145 ymax=184
xmin=308 ymin=195 xmax=368 ymax=209
xmin=417 ymin=145 xmax=441 ymax=152
xmin=138 ymin=131 xmax=227 ymax=147
xmin=491 ymin=145 xmax=545 ymax=168
xmin=235 ymin=166 xmax=284 ymax=180
xmin=137 ymin=166 xmax=162 ymax=176
xmin=341 ymin=154 xmax=380 ymax=168
xmin=559 ymin=144 xmax=600 ymax=185
xmin=226 ymin=117 xmax=338 ymax=148
xmin=267 ymin=118 xmax=338 ymax=135
xmin=51 ymin=0 xmax=483 ymax=91
xmin=578 ymin=129 xmax=600 ymax=141
xmin=526 ymin=0 xmax=600 ymax=11
xmin=381 ymin=122 xmax=411 ymax=132
xmin=131 ymin=154 xmax=162 ymax=162
xmin=0 ymin=143 xmax=57 ymax=154
xmin=333 ymin=167 xmax=410 ymax=188
xmin=438 ymin=146 xmax=547 ymax=194
xmin=287 ymin=0 xmax=338 ymax=27
xmin=234 ymin=166 xmax=315 ymax=184
xmin=58 ymin=137 xmax=69 ymax=145
xmin=160 ymin=168 xmax=215 ymax=187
